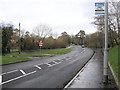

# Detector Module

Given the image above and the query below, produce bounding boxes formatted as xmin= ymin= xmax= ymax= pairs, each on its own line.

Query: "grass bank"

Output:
xmin=1 ymin=47 xmax=72 ymax=65
xmin=108 ymin=45 xmax=120 ymax=86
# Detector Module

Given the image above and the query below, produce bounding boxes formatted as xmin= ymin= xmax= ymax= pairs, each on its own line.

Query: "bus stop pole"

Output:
xmin=103 ymin=0 xmax=108 ymax=84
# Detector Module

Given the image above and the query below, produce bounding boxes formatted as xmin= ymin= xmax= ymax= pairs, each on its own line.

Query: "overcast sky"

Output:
xmin=0 ymin=0 xmax=107 ymax=35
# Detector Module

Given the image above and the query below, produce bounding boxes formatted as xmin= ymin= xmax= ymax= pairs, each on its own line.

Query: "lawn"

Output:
xmin=1 ymin=47 xmax=72 ymax=65
xmin=109 ymin=45 xmax=120 ymax=85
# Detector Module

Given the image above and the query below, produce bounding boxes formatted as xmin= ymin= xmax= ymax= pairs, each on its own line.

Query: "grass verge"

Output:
xmin=108 ymin=45 xmax=120 ymax=86
xmin=1 ymin=47 xmax=72 ymax=65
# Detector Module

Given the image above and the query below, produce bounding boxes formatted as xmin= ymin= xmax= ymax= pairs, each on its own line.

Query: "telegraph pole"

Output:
xmin=103 ymin=0 xmax=108 ymax=84
xmin=19 ymin=23 xmax=21 ymax=54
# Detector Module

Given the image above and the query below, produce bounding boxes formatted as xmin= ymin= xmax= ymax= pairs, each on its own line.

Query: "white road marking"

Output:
xmin=20 ymin=70 xmax=26 ymax=75
xmin=45 ymin=63 xmax=53 ymax=67
xmin=66 ymin=58 xmax=71 ymax=60
xmin=0 ymin=71 xmax=36 ymax=85
xmin=53 ymin=61 xmax=61 ymax=64
xmin=35 ymin=65 xmax=42 ymax=70
xmin=45 ymin=61 xmax=59 ymax=67
xmin=0 ymin=75 xmax=2 ymax=83
xmin=52 ymin=61 xmax=58 ymax=64
xmin=36 ymin=63 xmax=43 ymax=66
xmin=80 ymin=49 xmax=85 ymax=54
xmin=0 ymin=70 xmax=18 ymax=75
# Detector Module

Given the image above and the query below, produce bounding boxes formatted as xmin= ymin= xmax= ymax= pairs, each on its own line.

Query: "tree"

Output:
xmin=1 ymin=23 xmax=13 ymax=53
xmin=43 ymin=36 xmax=56 ymax=49
xmin=20 ymin=31 xmax=39 ymax=51
xmin=33 ymin=24 xmax=52 ymax=42
xmin=76 ymin=30 xmax=85 ymax=45
xmin=93 ymin=1 xmax=120 ymax=47
xmin=11 ymin=28 xmax=20 ymax=49
xmin=0 ymin=26 xmax=2 ymax=54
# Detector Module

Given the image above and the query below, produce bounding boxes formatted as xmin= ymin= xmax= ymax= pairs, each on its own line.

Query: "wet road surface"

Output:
xmin=1 ymin=46 xmax=94 ymax=88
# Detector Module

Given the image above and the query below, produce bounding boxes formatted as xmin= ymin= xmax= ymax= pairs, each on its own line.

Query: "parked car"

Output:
xmin=81 ymin=45 xmax=85 ymax=48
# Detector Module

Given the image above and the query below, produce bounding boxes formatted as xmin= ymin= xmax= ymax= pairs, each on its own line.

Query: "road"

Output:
xmin=1 ymin=46 xmax=94 ymax=88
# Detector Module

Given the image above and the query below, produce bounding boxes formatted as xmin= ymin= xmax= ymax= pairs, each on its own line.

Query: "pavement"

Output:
xmin=65 ymin=49 xmax=118 ymax=89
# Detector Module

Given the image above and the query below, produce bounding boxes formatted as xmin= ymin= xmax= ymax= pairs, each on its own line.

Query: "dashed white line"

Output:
xmin=0 ymin=70 xmax=18 ymax=75
xmin=66 ymin=58 xmax=71 ymax=61
xmin=35 ymin=65 xmax=42 ymax=70
xmin=0 ymin=71 xmax=36 ymax=85
xmin=80 ymin=49 xmax=85 ymax=54
xmin=20 ymin=70 xmax=26 ymax=75
xmin=36 ymin=63 xmax=43 ymax=66
xmin=45 ymin=63 xmax=53 ymax=67
xmin=53 ymin=61 xmax=61 ymax=64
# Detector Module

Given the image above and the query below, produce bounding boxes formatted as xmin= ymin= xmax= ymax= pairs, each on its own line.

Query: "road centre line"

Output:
xmin=35 ymin=65 xmax=42 ymax=70
xmin=80 ymin=49 xmax=85 ymax=54
xmin=45 ymin=61 xmax=60 ymax=67
xmin=36 ymin=63 xmax=43 ymax=66
xmin=0 ymin=71 xmax=36 ymax=85
xmin=52 ymin=61 xmax=60 ymax=64
xmin=35 ymin=60 xmax=62 ymax=68
xmin=45 ymin=63 xmax=54 ymax=67
xmin=0 ymin=70 xmax=18 ymax=76
xmin=35 ymin=63 xmax=54 ymax=67
xmin=46 ymin=63 xmax=52 ymax=66
xmin=20 ymin=70 xmax=26 ymax=75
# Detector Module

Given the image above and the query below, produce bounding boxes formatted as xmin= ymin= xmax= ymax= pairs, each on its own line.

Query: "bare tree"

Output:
xmin=109 ymin=1 xmax=120 ymax=41
xmin=93 ymin=1 xmax=120 ymax=46
xmin=33 ymin=24 xmax=52 ymax=41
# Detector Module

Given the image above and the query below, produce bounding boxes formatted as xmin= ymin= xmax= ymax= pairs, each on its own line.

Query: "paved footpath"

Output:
xmin=65 ymin=49 xmax=118 ymax=89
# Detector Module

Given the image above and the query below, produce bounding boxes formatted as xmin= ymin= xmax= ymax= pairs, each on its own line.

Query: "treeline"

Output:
xmin=1 ymin=1 xmax=119 ymax=54
xmin=1 ymin=23 xmax=85 ymax=54
xmin=84 ymin=1 xmax=120 ymax=48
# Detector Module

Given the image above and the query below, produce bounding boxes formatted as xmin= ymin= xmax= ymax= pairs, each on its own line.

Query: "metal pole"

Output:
xmin=103 ymin=0 xmax=108 ymax=84
xmin=19 ymin=23 xmax=21 ymax=54
xmin=40 ymin=46 xmax=41 ymax=54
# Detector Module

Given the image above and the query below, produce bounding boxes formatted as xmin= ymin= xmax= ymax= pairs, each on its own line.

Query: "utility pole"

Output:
xmin=103 ymin=0 xmax=108 ymax=84
xmin=19 ymin=23 xmax=21 ymax=54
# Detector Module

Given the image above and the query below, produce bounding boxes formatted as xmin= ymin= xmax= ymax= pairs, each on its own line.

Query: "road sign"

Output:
xmin=95 ymin=2 xmax=105 ymax=15
xmin=39 ymin=41 xmax=43 ymax=47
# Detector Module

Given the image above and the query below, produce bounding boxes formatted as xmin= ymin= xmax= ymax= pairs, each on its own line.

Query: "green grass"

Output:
xmin=1 ymin=56 xmax=29 ymax=64
xmin=109 ymin=45 xmax=120 ymax=85
xmin=41 ymin=48 xmax=71 ymax=55
xmin=10 ymin=49 xmax=19 ymax=53
xmin=1 ymin=47 xmax=72 ymax=65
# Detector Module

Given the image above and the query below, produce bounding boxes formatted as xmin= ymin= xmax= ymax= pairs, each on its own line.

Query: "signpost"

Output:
xmin=95 ymin=1 xmax=108 ymax=83
xmin=39 ymin=41 xmax=43 ymax=53
xmin=39 ymin=41 xmax=43 ymax=47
